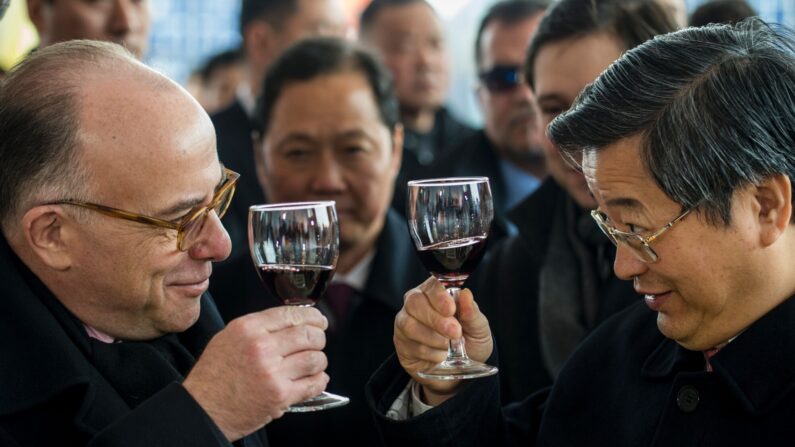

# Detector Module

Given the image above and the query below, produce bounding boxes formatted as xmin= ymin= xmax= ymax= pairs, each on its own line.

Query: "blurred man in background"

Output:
xmin=212 ymin=0 xmax=347 ymax=261
xmin=210 ymin=37 xmax=428 ymax=446
xmin=359 ymin=0 xmax=474 ymax=215
xmin=27 ymin=0 xmax=151 ymax=59
xmin=433 ymin=0 xmax=548 ymax=237
xmin=188 ymin=47 xmax=245 ymax=115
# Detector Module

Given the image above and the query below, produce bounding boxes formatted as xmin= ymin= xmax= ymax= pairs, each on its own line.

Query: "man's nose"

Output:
xmin=189 ymin=211 xmax=232 ymax=262
xmin=613 ymin=244 xmax=649 ymax=280
xmin=109 ymin=0 xmax=143 ymax=34
xmin=309 ymin=155 xmax=347 ymax=195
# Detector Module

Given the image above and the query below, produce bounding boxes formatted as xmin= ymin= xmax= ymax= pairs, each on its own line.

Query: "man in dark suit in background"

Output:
xmin=211 ymin=0 xmax=346 ymax=259
xmin=359 ymin=0 xmax=474 ymax=215
xmin=209 ymin=37 xmax=428 ymax=447
xmin=0 ymin=40 xmax=330 ymax=446
xmin=434 ymin=1 xmax=548 ymax=237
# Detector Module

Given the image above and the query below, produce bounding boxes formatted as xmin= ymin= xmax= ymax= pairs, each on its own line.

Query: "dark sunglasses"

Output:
xmin=479 ymin=65 xmax=523 ymax=93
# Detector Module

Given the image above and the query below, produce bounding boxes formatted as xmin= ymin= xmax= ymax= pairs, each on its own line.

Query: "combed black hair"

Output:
xmin=550 ymin=19 xmax=795 ymax=225
xmin=254 ymin=37 xmax=399 ymax=136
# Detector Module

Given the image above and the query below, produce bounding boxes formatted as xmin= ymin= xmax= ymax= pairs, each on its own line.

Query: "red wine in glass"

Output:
xmin=415 ymin=236 xmax=487 ymax=288
xmin=257 ymin=264 xmax=334 ymax=306
xmin=249 ymin=201 xmax=349 ymax=412
xmin=407 ymin=177 xmax=498 ymax=381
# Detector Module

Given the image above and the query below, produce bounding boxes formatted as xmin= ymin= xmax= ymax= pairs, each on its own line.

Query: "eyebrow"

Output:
xmin=605 ymin=197 xmax=644 ymax=210
xmin=156 ymin=166 xmax=226 ymax=220
xmin=275 ymin=133 xmax=317 ymax=149
xmin=334 ymin=129 xmax=378 ymax=143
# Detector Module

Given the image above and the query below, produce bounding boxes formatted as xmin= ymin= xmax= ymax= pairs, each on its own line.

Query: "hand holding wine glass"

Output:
xmin=249 ymin=201 xmax=349 ymax=412
xmin=406 ymin=177 xmax=498 ymax=381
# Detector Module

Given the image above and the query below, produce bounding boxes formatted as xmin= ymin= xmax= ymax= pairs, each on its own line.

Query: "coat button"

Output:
xmin=676 ymin=386 xmax=700 ymax=413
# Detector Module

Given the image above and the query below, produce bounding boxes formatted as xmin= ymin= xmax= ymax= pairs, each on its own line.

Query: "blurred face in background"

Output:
xmin=477 ymin=14 xmax=545 ymax=163
xmin=533 ymin=32 xmax=625 ymax=208
xmin=258 ymin=71 xmax=402 ymax=258
xmin=269 ymin=0 xmax=346 ymax=54
xmin=28 ymin=0 xmax=151 ymax=59
xmin=364 ymin=2 xmax=449 ymax=116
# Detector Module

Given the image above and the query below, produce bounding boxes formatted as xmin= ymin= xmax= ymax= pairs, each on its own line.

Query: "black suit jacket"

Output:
xmin=211 ymin=100 xmax=266 ymax=260
xmin=368 ymin=296 xmax=795 ymax=446
xmin=0 ymin=237 xmax=268 ymax=446
xmin=471 ymin=179 xmax=637 ymax=402
xmin=210 ymin=209 xmax=428 ymax=447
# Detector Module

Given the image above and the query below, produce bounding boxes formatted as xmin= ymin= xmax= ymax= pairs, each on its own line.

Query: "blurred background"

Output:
xmin=1 ymin=0 xmax=793 ymax=126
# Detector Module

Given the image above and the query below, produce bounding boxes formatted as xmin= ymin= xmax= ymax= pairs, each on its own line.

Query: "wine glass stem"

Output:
xmin=446 ymin=287 xmax=468 ymax=360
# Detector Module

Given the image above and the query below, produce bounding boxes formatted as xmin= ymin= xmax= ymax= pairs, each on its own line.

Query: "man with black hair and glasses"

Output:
xmin=432 ymin=0 xmax=549 ymax=237
xmin=367 ymin=18 xmax=795 ymax=447
xmin=0 ymin=40 xmax=330 ymax=446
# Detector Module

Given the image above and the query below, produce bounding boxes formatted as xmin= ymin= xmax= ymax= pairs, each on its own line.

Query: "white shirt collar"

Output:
xmin=332 ymin=250 xmax=375 ymax=292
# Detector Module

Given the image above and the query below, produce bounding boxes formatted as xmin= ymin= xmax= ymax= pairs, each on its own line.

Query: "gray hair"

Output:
xmin=0 ymin=40 xmax=144 ymax=230
xmin=549 ymin=19 xmax=795 ymax=226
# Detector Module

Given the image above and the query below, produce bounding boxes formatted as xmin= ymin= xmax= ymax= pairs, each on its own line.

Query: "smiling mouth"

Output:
xmin=169 ymin=278 xmax=210 ymax=297
xmin=643 ymin=292 xmax=672 ymax=311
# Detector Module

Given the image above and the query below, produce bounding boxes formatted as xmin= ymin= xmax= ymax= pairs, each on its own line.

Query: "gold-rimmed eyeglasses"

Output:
xmin=591 ymin=206 xmax=693 ymax=263
xmin=46 ymin=168 xmax=239 ymax=252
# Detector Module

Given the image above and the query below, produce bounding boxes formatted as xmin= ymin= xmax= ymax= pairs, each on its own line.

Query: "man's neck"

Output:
xmin=401 ymin=107 xmax=437 ymax=134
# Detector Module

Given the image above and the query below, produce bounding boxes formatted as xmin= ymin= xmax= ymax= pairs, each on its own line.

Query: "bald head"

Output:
xmin=0 ymin=40 xmax=208 ymax=232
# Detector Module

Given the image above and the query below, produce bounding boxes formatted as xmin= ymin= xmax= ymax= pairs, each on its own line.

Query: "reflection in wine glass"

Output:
xmin=249 ymin=201 xmax=349 ymax=412
xmin=407 ymin=177 xmax=498 ymax=380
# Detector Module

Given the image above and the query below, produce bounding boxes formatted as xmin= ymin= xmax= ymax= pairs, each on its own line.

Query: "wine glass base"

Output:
xmin=285 ymin=391 xmax=350 ymax=413
xmin=417 ymin=358 xmax=498 ymax=381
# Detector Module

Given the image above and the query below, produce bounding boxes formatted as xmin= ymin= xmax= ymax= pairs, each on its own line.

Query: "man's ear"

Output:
xmin=26 ymin=0 xmax=48 ymax=36
xmin=252 ymin=133 xmax=270 ymax=197
xmin=389 ymin=123 xmax=404 ymax=180
xmin=21 ymin=206 xmax=74 ymax=271
xmin=243 ymin=20 xmax=278 ymax=71
xmin=753 ymin=174 xmax=792 ymax=247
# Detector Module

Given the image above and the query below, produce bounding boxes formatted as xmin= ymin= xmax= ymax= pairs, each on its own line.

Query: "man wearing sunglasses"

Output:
xmin=0 ymin=41 xmax=330 ymax=446
xmin=432 ymin=0 xmax=549 ymax=237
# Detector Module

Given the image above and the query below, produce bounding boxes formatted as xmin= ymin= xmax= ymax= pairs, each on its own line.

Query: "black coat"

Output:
xmin=0 ymin=237 xmax=268 ymax=446
xmin=471 ymin=179 xmax=637 ymax=402
xmin=367 ymin=296 xmax=795 ymax=446
xmin=211 ymin=100 xmax=266 ymax=260
xmin=210 ymin=210 xmax=429 ymax=447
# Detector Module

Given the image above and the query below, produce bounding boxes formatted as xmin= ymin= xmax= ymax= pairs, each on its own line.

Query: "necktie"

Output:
xmin=703 ymin=347 xmax=721 ymax=372
xmin=324 ymin=283 xmax=356 ymax=329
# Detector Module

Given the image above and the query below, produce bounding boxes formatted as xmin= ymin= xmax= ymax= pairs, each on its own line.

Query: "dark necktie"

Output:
xmin=324 ymin=283 xmax=356 ymax=330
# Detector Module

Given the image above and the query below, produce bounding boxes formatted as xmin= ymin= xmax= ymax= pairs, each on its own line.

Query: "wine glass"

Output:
xmin=407 ymin=177 xmax=498 ymax=380
xmin=248 ymin=201 xmax=350 ymax=412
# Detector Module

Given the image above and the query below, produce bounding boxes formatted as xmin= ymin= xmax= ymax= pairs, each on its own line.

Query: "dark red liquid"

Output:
xmin=416 ymin=236 xmax=487 ymax=287
xmin=256 ymin=264 xmax=334 ymax=306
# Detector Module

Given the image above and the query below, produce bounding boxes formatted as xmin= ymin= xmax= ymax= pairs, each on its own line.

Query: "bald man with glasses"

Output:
xmin=0 ymin=40 xmax=329 ymax=446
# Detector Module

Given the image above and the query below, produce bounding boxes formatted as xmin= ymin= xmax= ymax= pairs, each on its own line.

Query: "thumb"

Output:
xmin=456 ymin=289 xmax=491 ymax=342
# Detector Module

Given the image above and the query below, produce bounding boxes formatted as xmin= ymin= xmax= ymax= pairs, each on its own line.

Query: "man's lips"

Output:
xmin=168 ymin=277 xmax=210 ymax=296
xmin=641 ymin=291 xmax=672 ymax=311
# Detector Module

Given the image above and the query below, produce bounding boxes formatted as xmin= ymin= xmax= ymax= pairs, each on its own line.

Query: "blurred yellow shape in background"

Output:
xmin=0 ymin=0 xmax=39 ymax=72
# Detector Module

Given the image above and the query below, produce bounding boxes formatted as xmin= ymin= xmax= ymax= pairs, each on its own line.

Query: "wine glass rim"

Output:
xmin=249 ymin=201 xmax=336 ymax=211
xmin=407 ymin=177 xmax=489 ymax=186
